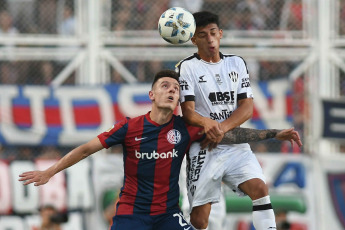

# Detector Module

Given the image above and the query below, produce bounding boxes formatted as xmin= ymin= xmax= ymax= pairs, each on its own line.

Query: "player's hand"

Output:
xmin=275 ymin=127 xmax=302 ymax=148
xmin=200 ymin=118 xmax=224 ymax=151
xmin=18 ymin=170 xmax=51 ymax=186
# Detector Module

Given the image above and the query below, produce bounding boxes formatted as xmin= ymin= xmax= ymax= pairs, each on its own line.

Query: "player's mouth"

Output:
xmin=209 ymin=46 xmax=215 ymax=52
xmin=168 ymin=96 xmax=174 ymax=101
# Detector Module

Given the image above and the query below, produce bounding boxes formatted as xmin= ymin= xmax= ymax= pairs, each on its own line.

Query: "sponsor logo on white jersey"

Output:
xmin=179 ymin=80 xmax=189 ymax=90
xmin=135 ymin=149 xmax=178 ymax=159
xmin=198 ymin=75 xmax=207 ymax=83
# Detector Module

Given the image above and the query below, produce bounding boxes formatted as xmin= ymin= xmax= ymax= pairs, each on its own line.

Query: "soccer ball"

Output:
xmin=158 ymin=7 xmax=196 ymax=45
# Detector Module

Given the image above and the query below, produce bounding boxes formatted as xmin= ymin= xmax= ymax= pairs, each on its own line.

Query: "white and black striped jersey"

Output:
xmin=176 ymin=52 xmax=253 ymax=122
xmin=176 ymin=52 xmax=254 ymax=150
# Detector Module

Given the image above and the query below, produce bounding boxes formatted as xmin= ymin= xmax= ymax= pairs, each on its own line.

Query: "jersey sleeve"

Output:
xmin=236 ymin=57 xmax=254 ymax=101
xmin=176 ymin=62 xmax=195 ymax=103
xmin=97 ymin=118 xmax=129 ymax=149
xmin=186 ymin=123 xmax=205 ymax=143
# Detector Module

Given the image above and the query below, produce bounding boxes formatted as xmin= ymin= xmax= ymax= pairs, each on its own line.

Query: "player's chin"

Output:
xmin=161 ymin=103 xmax=176 ymax=111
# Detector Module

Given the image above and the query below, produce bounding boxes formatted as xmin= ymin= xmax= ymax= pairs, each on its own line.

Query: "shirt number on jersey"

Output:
xmin=173 ymin=212 xmax=188 ymax=227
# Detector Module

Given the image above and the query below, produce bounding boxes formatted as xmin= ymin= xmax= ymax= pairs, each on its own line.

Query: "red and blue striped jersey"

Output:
xmin=97 ymin=112 xmax=204 ymax=215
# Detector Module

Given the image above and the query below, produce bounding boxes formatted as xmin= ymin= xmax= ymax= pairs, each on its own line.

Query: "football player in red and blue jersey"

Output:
xmin=19 ymin=70 xmax=301 ymax=230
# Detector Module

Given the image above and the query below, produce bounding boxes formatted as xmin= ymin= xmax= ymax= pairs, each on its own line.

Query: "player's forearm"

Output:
xmin=47 ymin=138 xmax=101 ymax=176
xmin=46 ymin=145 xmax=91 ymax=176
xmin=220 ymin=127 xmax=280 ymax=144
xmin=221 ymin=99 xmax=253 ymax=132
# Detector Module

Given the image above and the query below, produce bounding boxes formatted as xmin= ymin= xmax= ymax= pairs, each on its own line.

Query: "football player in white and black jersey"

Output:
xmin=176 ymin=11 xmax=287 ymax=230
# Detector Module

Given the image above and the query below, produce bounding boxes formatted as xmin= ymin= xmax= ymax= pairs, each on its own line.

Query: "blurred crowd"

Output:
xmin=0 ymin=0 xmax=344 ymax=159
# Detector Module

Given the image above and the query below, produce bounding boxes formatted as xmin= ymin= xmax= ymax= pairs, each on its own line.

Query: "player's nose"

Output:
xmin=206 ymin=34 xmax=213 ymax=43
xmin=169 ymin=87 xmax=176 ymax=93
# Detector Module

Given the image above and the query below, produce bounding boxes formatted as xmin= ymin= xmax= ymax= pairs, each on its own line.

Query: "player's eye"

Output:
xmin=198 ymin=33 xmax=206 ymax=38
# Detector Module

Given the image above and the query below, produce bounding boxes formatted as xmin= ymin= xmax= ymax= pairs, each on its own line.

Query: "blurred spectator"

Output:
xmin=275 ymin=211 xmax=291 ymax=230
xmin=235 ymin=0 xmax=267 ymax=30
xmin=259 ymin=62 xmax=294 ymax=81
xmin=340 ymin=143 xmax=345 ymax=153
xmin=34 ymin=0 xmax=57 ymax=34
xmin=137 ymin=61 xmax=162 ymax=83
xmin=169 ymin=0 xmax=203 ymax=13
xmin=0 ymin=62 xmax=18 ymax=84
xmin=0 ymin=146 xmax=17 ymax=162
xmin=0 ymin=145 xmax=5 ymax=160
xmin=264 ymin=0 xmax=284 ymax=30
xmin=340 ymin=72 xmax=345 ymax=96
xmin=7 ymin=0 xmax=35 ymax=33
xmin=280 ymin=74 xmax=305 ymax=154
xmin=0 ymin=10 xmax=18 ymax=34
xmin=141 ymin=0 xmax=169 ymax=30
xmin=40 ymin=61 xmax=55 ymax=85
xmin=16 ymin=146 xmax=37 ymax=161
xmin=340 ymin=0 xmax=345 ymax=35
xmin=289 ymin=0 xmax=303 ymax=30
xmin=58 ymin=5 xmax=75 ymax=36
xmin=33 ymin=204 xmax=66 ymax=230
xmin=280 ymin=0 xmax=303 ymax=31
xmin=37 ymin=146 xmax=62 ymax=159
xmin=0 ymin=10 xmax=18 ymax=63
xmin=202 ymin=0 xmax=236 ymax=29
xmin=251 ymin=142 xmax=269 ymax=153
xmin=112 ymin=0 xmax=134 ymax=31
xmin=0 ymin=1 xmax=7 ymax=12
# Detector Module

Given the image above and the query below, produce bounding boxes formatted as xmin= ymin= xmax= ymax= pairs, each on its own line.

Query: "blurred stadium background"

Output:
xmin=0 ymin=0 xmax=344 ymax=229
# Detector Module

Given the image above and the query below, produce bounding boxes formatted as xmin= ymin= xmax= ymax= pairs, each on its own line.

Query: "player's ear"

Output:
xmin=191 ymin=36 xmax=196 ymax=45
xmin=149 ymin=90 xmax=154 ymax=101
xmin=219 ymin=29 xmax=223 ymax=39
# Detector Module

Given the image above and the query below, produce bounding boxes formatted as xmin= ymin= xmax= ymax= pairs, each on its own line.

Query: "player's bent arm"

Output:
xmin=19 ymin=137 xmax=104 ymax=186
xmin=181 ymin=101 xmax=223 ymax=139
xmin=220 ymin=127 xmax=302 ymax=147
xmin=220 ymin=98 xmax=253 ymax=133
xmin=180 ymin=101 xmax=206 ymax=127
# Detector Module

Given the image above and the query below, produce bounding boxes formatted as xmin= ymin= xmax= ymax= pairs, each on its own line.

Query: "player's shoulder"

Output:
xmin=175 ymin=53 xmax=198 ymax=73
xmin=222 ymin=53 xmax=246 ymax=63
xmin=222 ymin=53 xmax=249 ymax=73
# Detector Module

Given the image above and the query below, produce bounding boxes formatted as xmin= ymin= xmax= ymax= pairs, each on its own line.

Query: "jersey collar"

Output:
xmin=194 ymin=52 xmax=224 ymax=60
xmin=145 ymin=111 xmax=174 ymax=127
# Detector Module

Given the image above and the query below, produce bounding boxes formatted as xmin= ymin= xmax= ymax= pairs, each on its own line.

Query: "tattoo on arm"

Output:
xmin=220 ymin=127 xmax=279 ymax=144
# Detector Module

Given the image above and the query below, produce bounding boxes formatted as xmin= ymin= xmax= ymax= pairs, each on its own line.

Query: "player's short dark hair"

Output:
xmin=152 ymin=70 xmax=179 ymax=88
xmin=193 ymin=11 xmax=220 ymax=28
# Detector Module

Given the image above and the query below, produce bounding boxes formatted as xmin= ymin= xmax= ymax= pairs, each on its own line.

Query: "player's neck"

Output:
xmin=150 ymin=108 xmax=173 ymax=125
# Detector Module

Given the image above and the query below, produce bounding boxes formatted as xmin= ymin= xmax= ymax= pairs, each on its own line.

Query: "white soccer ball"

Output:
xmin=158 ymin=7 xmax=196 ymax=45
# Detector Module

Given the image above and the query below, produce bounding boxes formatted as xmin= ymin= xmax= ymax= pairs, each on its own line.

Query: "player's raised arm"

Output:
xmin=213 ymin=127 xmax=302 ymax=150
xmin=18 ymin=137 xmax=104 ymax=186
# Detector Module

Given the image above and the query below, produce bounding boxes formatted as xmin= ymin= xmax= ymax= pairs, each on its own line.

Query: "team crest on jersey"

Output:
xmin=215 ymin=74 xmax=223 ymax=85
xmin=229 ymin=71 xmax=238 ymax=82
xmin=167 ymin=129 xmax=181 ymax=144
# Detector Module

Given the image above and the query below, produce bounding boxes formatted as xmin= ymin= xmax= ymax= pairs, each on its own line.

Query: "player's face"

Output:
xmin=150 ymin=77 xmax=180 ymax=111
xmin=191 ymin=23 xmax=223 ymax=62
